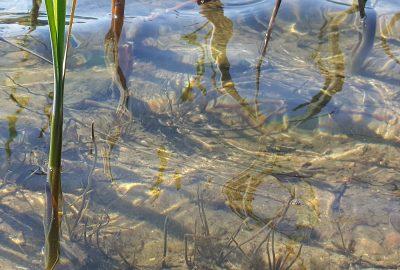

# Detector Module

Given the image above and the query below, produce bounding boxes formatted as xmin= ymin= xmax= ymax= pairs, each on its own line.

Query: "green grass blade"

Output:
xmin=43 ymin=0 xmax=76 ymax=269
xmin=56 ymin=0 xmax=66 ymax=76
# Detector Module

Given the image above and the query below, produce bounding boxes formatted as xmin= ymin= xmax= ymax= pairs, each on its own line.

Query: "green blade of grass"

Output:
xmin=43 ymin=0 xmax=76 ymax=269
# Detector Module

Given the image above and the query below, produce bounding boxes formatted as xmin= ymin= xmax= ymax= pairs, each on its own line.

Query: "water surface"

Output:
xmin=0 ymin=0 xmax=400 ymax=268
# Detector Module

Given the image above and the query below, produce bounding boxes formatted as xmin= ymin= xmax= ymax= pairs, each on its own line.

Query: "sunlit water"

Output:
xmin=0 ymin=0 xmax=399 ymax=269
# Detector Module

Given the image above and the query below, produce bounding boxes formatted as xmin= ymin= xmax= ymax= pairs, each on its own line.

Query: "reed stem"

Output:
xmin=43 ymin=0 xmax=76 ymax=268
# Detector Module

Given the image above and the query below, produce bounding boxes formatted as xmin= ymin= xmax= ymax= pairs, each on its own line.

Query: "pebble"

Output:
xmin=389 ymin=213 xmax=400 ymax=233
xmin=354 ymin=238 xmax=385 ymax=256
xmin=71 ymin=53 xmax=87 ymax=66
xmin=383 ymin=232 xmax=400 ymax=250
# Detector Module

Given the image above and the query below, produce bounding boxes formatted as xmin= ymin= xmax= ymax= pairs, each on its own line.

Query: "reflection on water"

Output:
xmin=182 ymin=0 xmax=265 ymax=131
xmin=29 ymin=0 xmax=42 ymax=31
xmin=150 ymin=146 xmax=170 ymax=200
xmin=223 ymin=163 xmax=268 ymax=223
xmin=1 ymin=0 xmax=400 ymax=268
xmin=292 ymin=2 xmax=349 ymax=125
xmin=381 ymin=12 xmax=400 ymax=65
xmin=102 ymin=0 xmax=132 ymax=181
xmin=3 ymin=76 xmax=30 ymax=161
xmin=202 ymin=1 xmax=266 ymax=129
xmin=180 ymin=24 xmax=209 ymax=102
xmin=200 ymin=1 xmax=234 ymax=87
xmin=5 ymin=114 xmax=18 ymax=158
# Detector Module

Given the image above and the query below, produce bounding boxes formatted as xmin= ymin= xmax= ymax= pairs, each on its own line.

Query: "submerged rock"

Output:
xmin=383 ymin=232 xmax=400 ymax=250
xmin=389 ymin=213 xmax=400 ymax=233
xmin=354 ymin=238 xmax=385 ymax=257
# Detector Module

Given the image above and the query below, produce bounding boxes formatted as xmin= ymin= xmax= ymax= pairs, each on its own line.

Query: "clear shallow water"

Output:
xmin=0 ymin=0 xmax=400 ymax=269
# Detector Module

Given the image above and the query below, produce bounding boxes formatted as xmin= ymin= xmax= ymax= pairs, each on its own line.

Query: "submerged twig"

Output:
xmin=260 ymin=0 xmax=282 ymax=58
xmin=70 ymin=122 xmax=97 ymax=240
xmin=184 ymin=234 xmax=191 ymax=267
xmin=254 ymin=0 xmax=282 ymax=116
xmin=162 ymin=216 xmax=169 ymax=268
xmin=0 ymin=36 xmax=52 ymax=64
xmin=218 ymin=217 xmax=249 ymax=262
xmin=221 ymin=194 xmax=293 ymax=263
xmin=62 ymin=0 xmax=78 ymax=81
xmin=266 ymin=233 xmax=272 ymax=269
xmin=197 ymin=187 xmax=210 ymax=236
xmin=285 ymin=244 xmax=303 ymax=270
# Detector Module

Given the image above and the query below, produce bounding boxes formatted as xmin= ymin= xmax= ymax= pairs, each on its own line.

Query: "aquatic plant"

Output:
xmin=43 ymin=0 xmax=76 ymax=268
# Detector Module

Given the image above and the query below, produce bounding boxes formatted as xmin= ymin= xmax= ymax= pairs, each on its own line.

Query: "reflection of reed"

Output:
xmin=380 ymin=12 xmax=400 ymax=65
xmin=223 ymin=165 xmax=266 ymax=223
xmin=39 ymin=97 xmax=52 ymax=139
xmin=30 ymin=0 xmax=42 ymax=31
xmin=200 ymin=1 xmax=233 ymax=85
xmin=102 ymin=0 xmax=133 ymax=180
xmin=104 ymin=0 xmax=132 ymax=117
xmin=0 ymin=0 xmax=50 ymax=63
xmin=4 ymin=81 xmax=30 ymax=161
xmin=150 ymin=146 xmax=170 ymax=201
xmin=293 ymin=27 xmax=344 ymax=123
xmin=0 ymin=0 xmax=42 ymax=29
xmin=196 ymin=1 xmax=267 ymax=130
xmin=223 ymin=162 xmax=296 ymax=224
xmin=292 ymin=3 xmax=363 ymax=124
xmin=5 ymin=115 xmax=18 ymax=159
xmin=181 ymin=25 xmax=210 ymax=102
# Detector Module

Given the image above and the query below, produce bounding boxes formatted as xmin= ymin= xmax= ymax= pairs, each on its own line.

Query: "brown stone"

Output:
xmin=355 ymin=238 xmax=385 ymax=257
xmin=384 ymin=232 xmax=400 ymax=250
